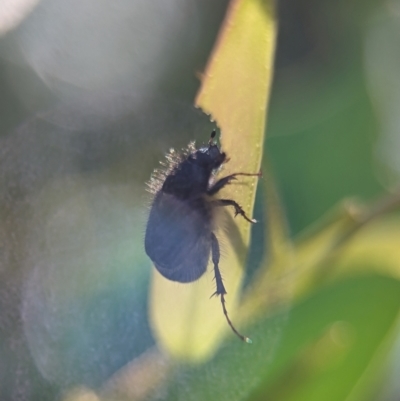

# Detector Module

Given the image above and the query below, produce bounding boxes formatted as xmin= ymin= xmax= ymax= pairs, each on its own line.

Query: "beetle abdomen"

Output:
xmin=145 ymin=192 xmax=212 ymax=283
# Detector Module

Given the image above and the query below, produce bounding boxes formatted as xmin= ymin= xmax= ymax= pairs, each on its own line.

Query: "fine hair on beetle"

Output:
xmin=145 ymin=130 xmax=261 ymax=343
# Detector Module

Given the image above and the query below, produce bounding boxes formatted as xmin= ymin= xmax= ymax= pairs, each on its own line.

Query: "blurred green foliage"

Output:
xmin=1 ymin=0 xmax=400 ymax=401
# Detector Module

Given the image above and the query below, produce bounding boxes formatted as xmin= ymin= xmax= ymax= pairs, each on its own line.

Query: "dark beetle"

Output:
xmin=145 ymin=131 xmax=260 ymax=342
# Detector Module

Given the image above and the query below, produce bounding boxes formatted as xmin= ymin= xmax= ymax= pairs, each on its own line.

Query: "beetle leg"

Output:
xmin=207 ymin=170 xmax=261 ymax=196
xmin=211 ymin=232 xmax=226 ymax=296
xmin=212 ymin=199 xmax=257 ymax=223
xmin=210 ymin=233 xmax=251 ymax=343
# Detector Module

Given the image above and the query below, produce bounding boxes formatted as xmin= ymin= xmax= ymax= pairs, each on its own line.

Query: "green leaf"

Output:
xmin=250 ymin=274 xmax=400 ymax=401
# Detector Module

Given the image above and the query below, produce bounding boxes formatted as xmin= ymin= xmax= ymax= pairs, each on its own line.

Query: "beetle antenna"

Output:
xmin=209 ymin=130 xmax=217 ymax=146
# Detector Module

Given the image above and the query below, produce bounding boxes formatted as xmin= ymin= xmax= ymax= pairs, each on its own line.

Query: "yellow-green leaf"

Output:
xmin=150 ymin=0 xmax=277 ymax=360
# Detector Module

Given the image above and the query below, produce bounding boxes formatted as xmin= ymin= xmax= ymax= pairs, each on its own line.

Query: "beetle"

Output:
xmin=145 ymin=131 xmax=260 ymax=342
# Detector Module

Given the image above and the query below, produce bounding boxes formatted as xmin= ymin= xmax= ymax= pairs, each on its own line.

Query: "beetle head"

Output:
xmin=195 ymin=130 xmax=227 ymax=170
